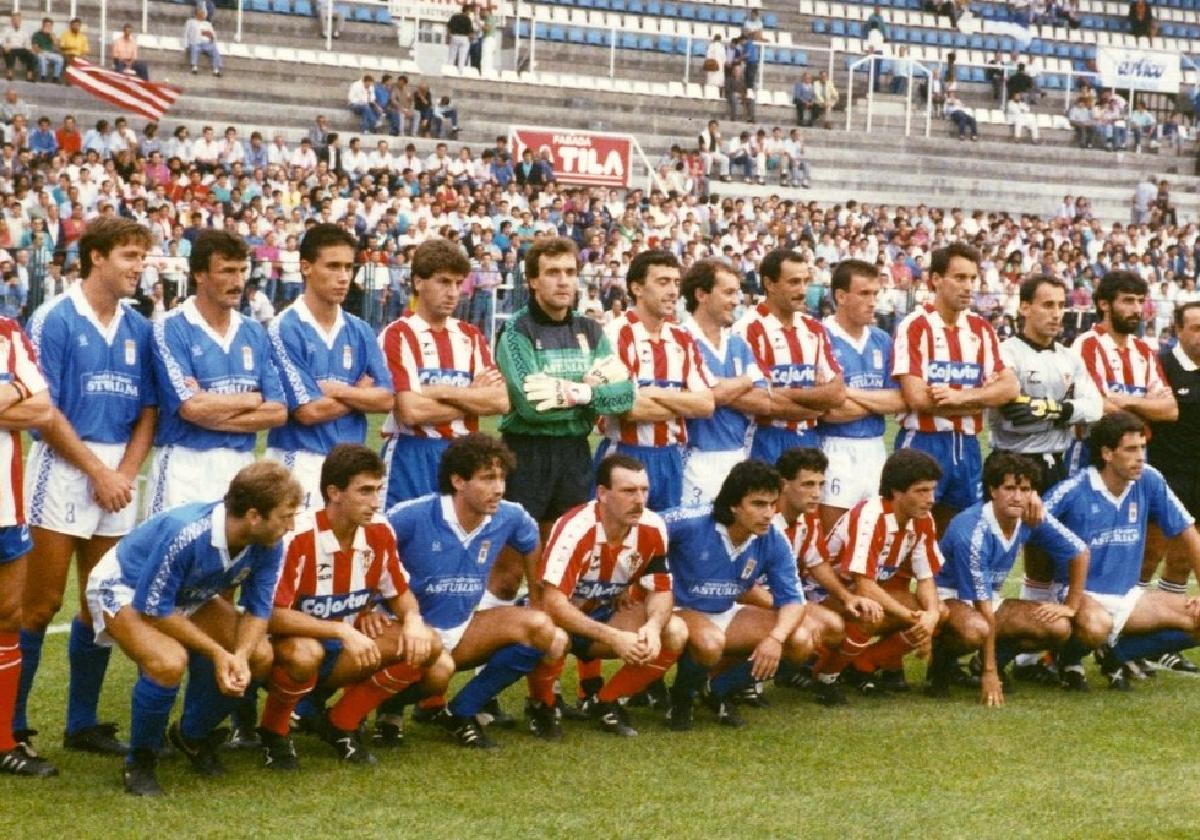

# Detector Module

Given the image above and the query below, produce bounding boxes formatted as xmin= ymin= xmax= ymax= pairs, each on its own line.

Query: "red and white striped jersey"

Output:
xmin=540 ymin=500 xmax=671 ymax=617
xmin=891 ymin=303 xmax=1005 ymax=435
xmin=1071 ymin=324 xmax=1166 ymax=398
xmin=603 ymin=311 xmax=713 ymax=446
xmin=274 ymin=509 xmax=409 ymax=624
xmin=827 ymin=496 xmax=943 ymax=584
xmin=773 ymin=510 xmax=828 ymax=572
xmin=378 ymin=314 xmax=494 ymax=439
xmin=732 ymin=303 xmax=842 ymax=432
xmin=0 ymin=318 xmax=47 ymax=528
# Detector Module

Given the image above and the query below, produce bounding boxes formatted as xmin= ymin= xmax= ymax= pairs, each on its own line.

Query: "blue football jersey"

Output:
xmin=266 ymin=298 xmax=393 ymax=455
xmin=682 ymin=322 xmax=767 ymax=452
xmin=151 ymin=299 xmax=285 ymax=450
xmin=116 ymin=501 xmax=284 ymax=619
xmin=817 ymin=317 xmax=897 ymax=439
xmin=665 ymin=506 xmax=802 ymax=613
xmin=935 ymin=501 xmax=1085 ymax=602
xmin=1045 ymin=466 xmax=1193 ymax=595
xmin=27 ymin=284 xmax=155 ymax=443
xmin=386 ymin=494 xmax=539 ymax=629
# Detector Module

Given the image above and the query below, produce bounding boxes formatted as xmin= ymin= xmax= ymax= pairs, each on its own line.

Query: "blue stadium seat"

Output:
xmin=680 ymin=4 xmax=698 ymax=20
xmin=713 ymin=8 xmax=730 ymax=24
xmin=924 ymin=30 xmax=940 ymax=46
xmin=638 ymin=34 xmax=655 ymax=50
xmin=250 ymin=0 xmax=271 ymax=11
xmin=731 ymin=10 xmax=748 ymax=24
xmin=765 ymin=13 xmax=778 ymax=28
xmin=938 ymin=30 xmax=953 ymax=46
xmin=812 ymin=19 xmax=827 ymax=34
xmin=984 ymin=36 xmax=999 ymax=50
xmin=336 ymin=4 xmax=350 ymax=20
xmin=673 ymin=37 xmax=689 ymax=55
xmin=657 ymin=34 xmax=673 ymax=52
xmin=586 ymin=28 xmax=605 ymax=45
xmin=830 ymin=20 xmax=845 ymax=36
xmin=662 ymin=3 xmax=680 ymax=18
xmin=793 ymin=50 xmax=808 ymax=66
xmin=569 ymin=27 xmax=586 ymax=44
xmin=611 ymin=0 xmax=627 ymax=10
xmin=352 ymin=6 xmax=373 ymax=22
xmin=293 ymin=0 xmax=312 ymax=13
xmin=955 ymin=66 xmax=969 ymax=82
xmin=953 ymin=33 xmax=968 ymax=48
xmin=763 ymin=47 xmax=777 ymax=63
xmin=1055 ymin=44 xmax=1072 ymax=58
xmin=270 ymin=0 xmax=289 ymax=13
xmin=847 ymin=21 xmax=863 ymax=38
xmin=593 ymin=0 xmax=611 ymax=10
xmin=374 ymin=7 xmax=390 ymax=23
xmin=548 ymin=25 xmax=566 ymax=41
xmin=620 ymin=31 xmax=638 ymax=49
xmin=534 ymin=22 xmax=549 ymax=38
xmin=514 ymin=20 xmax=529 ymax=36
xmin=627 ymin=0 xmax=644 ymax=13
xmin=691 ymin=39 xmax=707 ymax=56
xmin=698 ymin=6 xmax=714 ymax=21
xmin=970 ymin=66 xmax=986 ymax=83
xmin=968 ymin=34 xmax=984 ymax=49
xmin=1042 ymin=74 xmax=1063 ymax=90
xmin=645 ymin=0 xmax=662 ymax=14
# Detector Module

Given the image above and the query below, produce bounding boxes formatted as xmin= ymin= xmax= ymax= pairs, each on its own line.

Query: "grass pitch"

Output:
xmin=8 ymin=421 xmax=1200 ymax=838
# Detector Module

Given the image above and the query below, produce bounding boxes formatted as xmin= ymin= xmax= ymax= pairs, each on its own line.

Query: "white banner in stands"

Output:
xmin=389 ymin=0 xmax=461 ymax=23
xmin=1096 ymin=46 xmax=1181 ymax=93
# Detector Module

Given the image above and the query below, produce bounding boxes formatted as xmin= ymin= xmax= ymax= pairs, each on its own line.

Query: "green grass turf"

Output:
xmin=11 ymin=420 xmax=1200 ymax=837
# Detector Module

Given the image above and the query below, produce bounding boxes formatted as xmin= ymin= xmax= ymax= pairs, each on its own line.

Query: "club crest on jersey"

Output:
xmin=1128 ymin=502 xmax=1137 ymax=524
xmin=477 ymin=540 xmax=491 ymax=565
xmin=242 ymin=345 xmax=254 ymax=371
xmin=78 ymin=334 xmax=88 ymax=347
xmin=342 ymin=345 xmax=353 ymax=370
xmin=740 ymin=558 xmax=757 ymax=580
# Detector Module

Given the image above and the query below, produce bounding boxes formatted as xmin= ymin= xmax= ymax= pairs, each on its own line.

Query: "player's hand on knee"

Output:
xmin=848 ymin=595 xmax=883 ymax=624
xmin=356 ymin=611 xmax=392 ymax=640
xmin=637 ymin=624 xmax=661 ymax=662
xmin=1032 ymin=603 xmax=1073 ymax=623
xmin=401 ymin=619 xmax=433 ymax=666
xmin=750 ymin=637 xmax=783 ymax=681
xmin=611 ymin=629 xmax=644 ymax=665
xmin=215 ymin=650 xmax=251 ymax=697
xmin=1185 ymin=597 xmax=1200 ymax=620
xmin=341 ymin=627 xmax=382 ymax=671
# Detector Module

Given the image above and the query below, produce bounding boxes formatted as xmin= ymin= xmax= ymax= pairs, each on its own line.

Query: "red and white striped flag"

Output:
xmin=64 ymin=59 xmax=182 ymax=122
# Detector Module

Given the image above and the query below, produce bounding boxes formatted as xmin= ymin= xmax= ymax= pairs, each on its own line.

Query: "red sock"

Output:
xmin=418 ymin=694 xmax=446 ymax=711
xmin=0 ymin=633 xmax=19 ymax=752
xmin=527 ymin=659 xmax=563 ymax=706
xmin=814 ymin=625 xmax=871 ymax=676
xmin=576 ymin=658 xmax=603 ymax=699
xmin=329 ymin=663 xmax=423 ymax=732
xmin=259 ymin=665 xmax=317 ymax=736
xmin=598 ymin=649 xmax=679 ymax=703
xmin=855 ymin=631 xmax=918 ymax=673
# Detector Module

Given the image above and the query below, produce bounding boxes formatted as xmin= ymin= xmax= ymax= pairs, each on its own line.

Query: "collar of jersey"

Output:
xmin=1173 ymin=341 xmax=1198 ymax=373
xmin=528 ymin=294 xmax=574 ymax=327
xmin=1015 ymin=332 xmax=1058 ymax=353
xmin=822 ymin=315 xmax=873 ymax=355
xmin=68 ymin=282 xmax=125 ymax=345
xmin=1086 ymin=466 xmax=1134 ymax=509
xmin=981 ymin=501 xmax=1021 ymax=553
xmin=682 ymin=317 xmax=729 ymax=357
xmin=209 ymin=502 xmax=247 ymax=568
xmin=314 ymin=508 xmax=370 ymax=554
xmin=715 ymin=522 xmax=756 ymax=561
xmin=439 ymin=494 xmax=492 ymax=546
xmin=590 ymin=501 xmax=641 ymax=551
xmin=180 ymin=296 xmax=243 ymax=353
xmin=290 ymin=295 xmax=345 ymax=348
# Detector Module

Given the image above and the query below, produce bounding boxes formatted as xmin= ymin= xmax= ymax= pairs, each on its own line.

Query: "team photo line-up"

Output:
xmin=2 ymin=216 xmax=1200 ymax=796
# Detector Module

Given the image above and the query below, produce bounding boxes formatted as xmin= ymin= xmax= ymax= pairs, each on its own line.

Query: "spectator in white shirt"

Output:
xmin=267 ymin=134 xmax=290 ymax=167
xmin=191 ymin=124 xmax=221 ymax=172
xmin=289 ymin=136 xmax=317 ymax=171
xmin=348 ymin=73 xmax=381 ymax=133
xmin=1006 ymin=91 xmax=1039 ymax=143
xmin=183 ymin=5 xmax=222 ymax=76
xmin=2 ymin=13 xmax=38 ymax=81
xmin=243 ymin=279 xmax=275 ymax=324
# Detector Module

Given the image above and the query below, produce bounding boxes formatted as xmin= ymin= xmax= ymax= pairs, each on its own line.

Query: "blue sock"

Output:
xmin=448 ymin=644 xmax=542 ymax=717
xmin=66 ymin=616 xmax=111 ymax=735
xmin=709 ymin=659 xmax=754 ymax=700
xmin=1113 ymin=629 xmax=1196 ymax=662
xmin=180 ymin=653 xmax=237 ymax=742
xmin=1056 ymin=635 xmax=1090 ymax=670
xmin=128 ymin=674 xmax=179 ymax=757
xmin=13 ymin=628 xmax=45 ymax=733
xmin=670 ymin=651 xmax=709 ymax=702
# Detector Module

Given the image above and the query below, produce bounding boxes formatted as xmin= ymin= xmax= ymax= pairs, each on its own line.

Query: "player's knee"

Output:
xmin=426 ymin=630 xmax=444 ymax=662
xmin=275 ymin=637 xmax=322 ymax=676
xmin=249 ymin=638 xmax=274 ymax=680
xmin=22 ymin=597 xmax=64 ymax=632
xmin=937 ymin=602 xmax=951 ymax=625
xmin=144 ymin=644 xmax=189 ymax=687
xmin=786 ymin=625 xmax=814 ymax=660
xmin=1045 ymin=618 xmax=1072 ymax=646
xmin=662 ymin=615 xmax=688 ymax=652
xmin=689 ymin=627 xmax=725 ymax=665
xmin=1074 ymin=609 xmax=1112 ymax=648
xmin=545 ymin=627 xmax=569 ymax=660
xmin=960 ymin=614 xmax=990 ymax=649
xmin=521 ymin=609 xmax=558 ymax=650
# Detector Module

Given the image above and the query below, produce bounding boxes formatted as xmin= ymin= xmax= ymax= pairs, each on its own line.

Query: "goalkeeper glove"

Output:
xmin=584 ymin=355 xmax=630 ymax=386
xmin=1001 ymin=395 xmax=1065 ymax=426
xmin=523 ymin=374 xmax=593 ymax=411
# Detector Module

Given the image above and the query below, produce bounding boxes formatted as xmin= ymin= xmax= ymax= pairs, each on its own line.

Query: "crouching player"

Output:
xmin=84 ymin=462 xmax=302 ymax=796
xmin=526 ymin=455 xmax=687 ymax=738
xmin=666 ymin=460 xmax=812 ymax=730
xmin=766 ymin=448 xmax=882 ymax=705
xmin=258 ymin=445 xmax=450 ymax=768
xmin=813 ymin=450 xmax=948 ymax=699
xmin=932 ymin=452 xmax=1093 ymax=704
xmin=386 ymin=434 xmax=567 ymax=749
xmin=1044 ymin=411 xmax=1200 ymax=691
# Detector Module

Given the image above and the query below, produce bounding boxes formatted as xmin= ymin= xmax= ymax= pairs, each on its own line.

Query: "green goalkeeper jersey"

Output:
xmin=497 ymin=300 xmax=635 ymax=437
